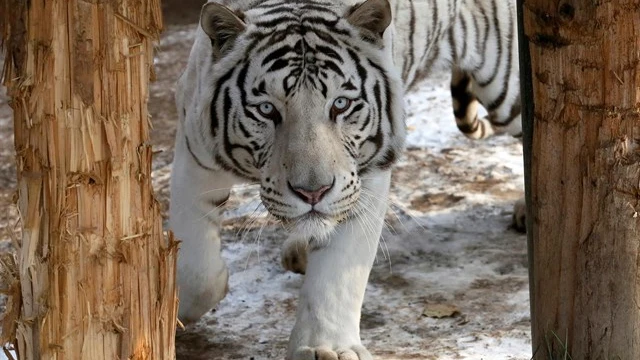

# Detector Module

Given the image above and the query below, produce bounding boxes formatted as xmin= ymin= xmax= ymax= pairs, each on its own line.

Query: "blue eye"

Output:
xmin=333 ymin=97 xmax=351 ymax=111
xmin=258 ymin=102 xmax=276 ymax=116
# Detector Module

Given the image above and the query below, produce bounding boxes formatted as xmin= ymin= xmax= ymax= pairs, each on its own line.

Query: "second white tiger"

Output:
xmin=170 ymin=0 xmax=521 ymax=359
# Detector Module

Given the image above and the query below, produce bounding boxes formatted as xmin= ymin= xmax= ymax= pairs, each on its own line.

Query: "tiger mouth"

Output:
xmin=296 ymin=209 xmax=329 ymax=221
xmin=294 ymin=209 xmax=353 ymax=227
xmin=273 ymin=208 xmax=348 ymax=226
xmin=276 ymin=209 xmax=330 ymax=226
xmin=263 ymin=199 xmax=354 ymax=229
xmin=266 ymin=206 xmax=354 ymax=239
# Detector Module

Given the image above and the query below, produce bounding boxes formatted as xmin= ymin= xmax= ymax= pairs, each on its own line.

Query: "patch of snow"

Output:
xmin=0 ymin=349 xmax=15 ymax=360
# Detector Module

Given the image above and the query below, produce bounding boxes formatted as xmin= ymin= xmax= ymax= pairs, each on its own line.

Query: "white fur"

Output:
xmin=287 ymin=171 xmax=390 ymax=359
xmin=170 ymin=128 xmax=236 ymax=323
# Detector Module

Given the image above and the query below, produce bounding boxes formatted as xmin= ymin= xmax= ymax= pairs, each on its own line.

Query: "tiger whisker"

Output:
xmin=360 ymin=188 xmax=427 ymax=233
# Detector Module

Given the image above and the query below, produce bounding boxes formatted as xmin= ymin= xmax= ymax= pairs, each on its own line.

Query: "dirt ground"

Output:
xmin=0 ymin=1 xmax=532 ymax=359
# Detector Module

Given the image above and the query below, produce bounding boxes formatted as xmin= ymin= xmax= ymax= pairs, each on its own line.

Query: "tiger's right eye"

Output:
xmin=258 ymin=102 xmax=276 ymax=117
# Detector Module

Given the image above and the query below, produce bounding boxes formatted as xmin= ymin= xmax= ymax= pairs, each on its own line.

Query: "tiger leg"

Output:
xmin=281 ymin=234 xmax=309 ymax=275
xmin=169 ymin=129 xmax=239 ymax=323
xmin=450 ymin=68 xmax=496 ymax=140
xmin=461 ymin=66 xmax=526 ymax=232
xmin=512 ymin=197 xmax=527 ymax=233
xmin=287 ymin=171 xmax=390 ymax=360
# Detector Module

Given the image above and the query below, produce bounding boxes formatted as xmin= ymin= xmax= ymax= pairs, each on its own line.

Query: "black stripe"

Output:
xmin=315 ymin=44 xmax=344 ymax=63
xmin=300 ymin=4 xmax=338 ymax=13
xmin=311 ymin=29 xmax=342 ymax=47
xmin=342 ymin=80 xmax=357 ymax=91
xmin=347 ymin=49 xmax=367 ymax=82
xmin=486 ymin=2 xmax=515 ymax=112
xmin=347 ymin=102 xmax=365 ymax=118
xmin=260 ymin=194 xmax=294 ymax=208
xmin=432 ymin=0 xmax=441 ymax=40
xmin=407 ymin=0 xmax=437 ymax=85
xmin=256 ymin=144 xmax=272 ymax=169
xmin=457 ymin=119 xmax=480 ymax=134
xmin=450 ymin=73 xmax=475 ymax=119
xmin=477 ymin=0 xmax=502 ymax=87
xmin=252 ymin=80 xmax=267 ymax=97
xmin=367 ymin=59 xmax=394 ymax=135
xmin=254 ymin=18 xmax=299 ymax=29
xmin=261 ymin=6 xmax=293 ymax=17
xmin=211 ymin=67 xmax=237 ymax=138
xmin=359 ymin=81 xmax=384 ymax=169
xmin=343 ymin=143 xmax=358 ymax=159
xmin=403 ymin=0 xmax=416 ymax=81
xmin=448 ymin=26 xmax=457 ymax=61
xmin=301 ymin=17 xmax=346 ymax=35
xmin=490 ymin=98 xmax=521 ymax=127
xmin=474 ymin=0 xmax=491 ymax=72
xmin=268 ymin=59 xmax=290 ymax=72
xmin=237 ymin=62 xmax=250 ymax=102
xmin=262 ymin=45 xmax=294 ymax=66
xmin=459 ymin=13 xmax=468 ymax=61
xmin=375 ymin=147 xmax=398 ymax=170
xmin=185 ymin=135 xmax=217 ymax=172
xmin=322 ymin=60 xmax=344 ymax=78
xmin=472 ymin=11 xmax=481 ymax=61
xmin=319 ymin=79 xmax=328 ymax=98
xmin=222 ymin=88 xmax=256 ymax=178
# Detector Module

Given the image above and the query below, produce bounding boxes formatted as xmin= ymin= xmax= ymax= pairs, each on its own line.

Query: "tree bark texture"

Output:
xmin=520 ymin=0 xmax=640 ymax=358
xmin=1 ymin=0 xmax=178 ymax=359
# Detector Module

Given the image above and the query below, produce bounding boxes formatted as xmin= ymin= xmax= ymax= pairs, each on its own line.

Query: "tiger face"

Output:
xmin=200 ymin=0 xmax=405 ymax=239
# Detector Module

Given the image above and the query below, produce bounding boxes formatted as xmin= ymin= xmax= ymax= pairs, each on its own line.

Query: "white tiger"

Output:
xmin=169 ymin=0 xmax=521 ymax=358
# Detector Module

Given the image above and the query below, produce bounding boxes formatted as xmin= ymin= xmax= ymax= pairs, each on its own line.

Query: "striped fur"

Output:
xmin=191 ymin=0 xmax=405 ymax=178
xmin=169 ymin=0 xmax=520 ymax=358
xmin=180 ymin=0 xmax=522 ymax=184
xmin=390 ymin=0 xmax=522 ymax=139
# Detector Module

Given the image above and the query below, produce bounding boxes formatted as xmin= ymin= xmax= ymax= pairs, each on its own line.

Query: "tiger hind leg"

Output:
xmin=512 ymin=198 xmax=527 ymax=233
xmin=450 ymin=67 xmax=523 ymax=140
xmin=450 ymin=68 xmax=496 ymax=140
xmin=450 ymin=68 xmax=527 ymax=232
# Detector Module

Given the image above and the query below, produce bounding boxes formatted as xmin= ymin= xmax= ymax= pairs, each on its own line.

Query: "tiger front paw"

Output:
xmin=290 ymin=345 xmax=372 ymax=360
xmin=281 ymin=235 xmax=308 ymax=275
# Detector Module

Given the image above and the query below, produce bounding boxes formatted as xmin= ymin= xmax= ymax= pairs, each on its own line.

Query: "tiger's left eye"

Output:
xmin=332 ymin=97 xmax=351 ymax=113
xmin=331 ymin=97 xmax=352 ymax=121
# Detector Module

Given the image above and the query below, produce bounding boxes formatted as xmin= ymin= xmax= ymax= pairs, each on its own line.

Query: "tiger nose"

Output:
xmin=288 ymin=179 xmax=335 ymax=205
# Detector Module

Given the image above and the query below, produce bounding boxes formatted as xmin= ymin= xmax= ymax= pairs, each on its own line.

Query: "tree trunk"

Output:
xmin=1 ymin=1 xmax=178 ymax=359
xmin=519 ymin=0 xmax=640 ymax=359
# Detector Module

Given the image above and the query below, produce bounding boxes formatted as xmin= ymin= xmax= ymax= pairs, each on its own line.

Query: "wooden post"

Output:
xmin=519 ymin=0 xmax=640 ymax=358
xmin=1 ymin=0 xmax=178 ymax=359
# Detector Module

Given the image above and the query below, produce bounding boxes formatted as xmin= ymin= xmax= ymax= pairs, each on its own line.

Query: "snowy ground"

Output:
xmin=0 ymin=4 xmax=532 ymax=359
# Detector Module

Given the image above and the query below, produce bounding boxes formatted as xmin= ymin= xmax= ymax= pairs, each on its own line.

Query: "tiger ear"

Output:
xmin=200 ymin=3 xmax=246 ymax=57
xmin=346 ymin=0 xmax=392 ymax=39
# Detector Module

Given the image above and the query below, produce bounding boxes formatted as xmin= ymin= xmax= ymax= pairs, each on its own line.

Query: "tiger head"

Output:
xmin=198 ymin=0 xmax=405 ymax=239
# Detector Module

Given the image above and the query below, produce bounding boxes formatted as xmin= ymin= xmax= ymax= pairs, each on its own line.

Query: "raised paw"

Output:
xmin=511 ymin=197 xmax=527 ymax=233
xmin=281 ymin=235 xmax=309 ymax=274
xmin=291 ymin=345 xmax=373 ymax=360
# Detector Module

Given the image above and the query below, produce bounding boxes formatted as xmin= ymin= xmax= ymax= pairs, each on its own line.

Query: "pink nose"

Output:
xmin=289 ymin=181 xmax=334 ymax=205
